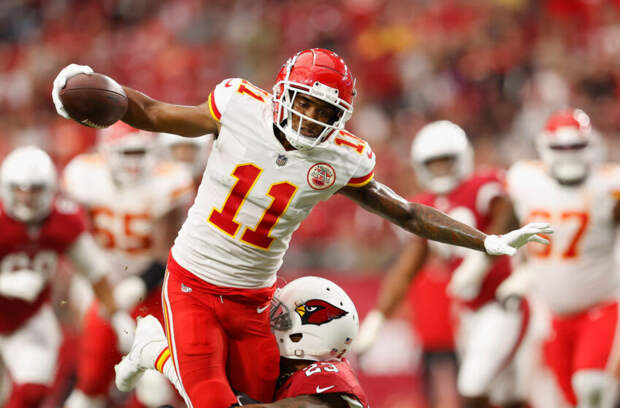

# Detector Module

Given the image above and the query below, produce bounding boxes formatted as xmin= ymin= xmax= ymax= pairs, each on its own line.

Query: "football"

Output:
xmin=59 ymin=73 xmax=128 ymax=128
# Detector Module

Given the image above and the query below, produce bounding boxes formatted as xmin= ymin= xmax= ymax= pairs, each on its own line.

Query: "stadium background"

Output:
xmin=1 ymin=0 xmax=620 ymax=407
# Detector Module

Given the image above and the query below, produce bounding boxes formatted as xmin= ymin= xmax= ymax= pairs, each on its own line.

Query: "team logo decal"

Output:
xmin=295 ymin=299 xmax=348 ymax=326
xmin=307 ymin=163 xmax=336 ymax=190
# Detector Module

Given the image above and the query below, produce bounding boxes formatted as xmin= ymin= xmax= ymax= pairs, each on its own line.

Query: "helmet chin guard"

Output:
xmin=273 ymin=49 xmax=356 ymax=151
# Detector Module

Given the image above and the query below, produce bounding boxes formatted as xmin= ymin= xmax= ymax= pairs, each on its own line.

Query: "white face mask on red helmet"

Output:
xmin=98 ymin=122 xmax=157 ymax=186
xmin=270 ymin=276 xmax=358 ymax=361
xmin=410 ymin=121 xmax=473 ymax=195
xmin=537 ymin=109 xmax=597 ymax=185
xmin=272 ymin=48 xmax=356 ymax=151
xmin=1 ymin=146 xmax=57 ymax=223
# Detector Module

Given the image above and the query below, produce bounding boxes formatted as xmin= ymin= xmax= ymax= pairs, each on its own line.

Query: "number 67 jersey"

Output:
xmin=171 ymin=78 xmax=376 ymax=288
xmin=506 ymin=160 xmax=620 ymax=315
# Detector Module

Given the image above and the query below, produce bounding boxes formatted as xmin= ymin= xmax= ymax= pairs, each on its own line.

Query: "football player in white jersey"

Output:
xmin=62 ymin=123 xmax=194 ymax=408
xmin=52 ymin=48 xmax=552 ymax=408
xmin=503 ymin=109 xmax=620 ymax=408
xmin=0 ymin=147 xmax=130 ymax=408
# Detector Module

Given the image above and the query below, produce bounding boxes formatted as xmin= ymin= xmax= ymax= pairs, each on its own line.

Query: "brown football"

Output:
xmin=59 ymin=73 xmax=128 ymax=128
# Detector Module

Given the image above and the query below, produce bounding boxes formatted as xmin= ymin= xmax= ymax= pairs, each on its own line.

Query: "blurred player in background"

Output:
xmin=158 ymin=132 xmax=213 ymax=190
xmin=0 ymin=146 xmax=130 ymax=408
xmin=356 ymin=121 xmax=531 ymax=408
xmin=62 ymin=123 xmax=193 ymax=408
xmin=52 ymin=49 xmax=551 ymax=408
xmin=504 ymin=109 xmax=620 ymax=408
xmin=116 ymin=276 xmax=368 ymax=408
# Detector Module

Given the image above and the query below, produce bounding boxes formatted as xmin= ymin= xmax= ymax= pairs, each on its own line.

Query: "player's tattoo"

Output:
xmin=339 ymin=179 xmax=486 ymax=252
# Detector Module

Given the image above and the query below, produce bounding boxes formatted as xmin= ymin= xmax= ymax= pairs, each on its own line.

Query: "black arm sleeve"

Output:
xmin=138 ymin=261 xmax=166 ymax=293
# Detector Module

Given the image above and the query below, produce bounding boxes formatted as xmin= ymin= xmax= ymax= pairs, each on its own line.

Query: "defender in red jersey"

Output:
xmin=115 ymin=276 xmax=368 ymax=408
xmin=357 ymin=121 xmax=531 ymax=408
xmin=0 ymin=146 xmax=129 ymax=408
xmin=53 ymin=49 xmax=551 ymax=408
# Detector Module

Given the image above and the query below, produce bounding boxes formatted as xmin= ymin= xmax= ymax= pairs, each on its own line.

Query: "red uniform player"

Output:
xmin=357 ymin=121 xmax=532 ymax=408
xmin=0 ymin=146 xmax=129 ymax=408
xmin=116 ymin=276 xmax=369 ymax=408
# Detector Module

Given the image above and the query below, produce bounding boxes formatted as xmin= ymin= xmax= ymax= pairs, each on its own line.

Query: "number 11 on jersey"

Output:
xmin=208 ymin=164 xmax=298 ymax=250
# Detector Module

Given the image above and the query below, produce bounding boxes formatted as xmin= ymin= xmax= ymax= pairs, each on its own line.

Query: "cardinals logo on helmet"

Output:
xmin=295 ymin=299 xmax=348 ymax=326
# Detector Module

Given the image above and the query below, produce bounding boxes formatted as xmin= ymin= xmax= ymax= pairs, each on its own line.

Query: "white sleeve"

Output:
xmin=207 ymin=78 xmax=244 ymax=123
xmin=346 ymin=140 xmax=376 ymax=187
xmin=66 ymin=233 xmax=108 ymax=282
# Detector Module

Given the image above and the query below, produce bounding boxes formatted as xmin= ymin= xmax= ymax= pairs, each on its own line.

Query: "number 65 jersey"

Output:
xmin=171 ymin=78 xmax=375 ymax=288
xmin=506 ymin=160 xmax=620 ymax=315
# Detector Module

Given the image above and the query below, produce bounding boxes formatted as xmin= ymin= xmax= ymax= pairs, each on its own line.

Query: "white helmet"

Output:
xmin=158 ymin=132 xmax=211 ymax=177
xmin=98 ymin=122 xmax=157 ymax=186
xmin=0 ymin=146 xmax=57 ymax=222
xmin=537 ymin=109 xmax=599 ymax=185
xmin=271 ymin=276 xmax=358 ymax=362
xmin=410 ymin=121 xmax=473 ymax=194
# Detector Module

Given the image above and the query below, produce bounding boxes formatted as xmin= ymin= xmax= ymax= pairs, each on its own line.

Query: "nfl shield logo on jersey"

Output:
xmin=307 ymin=163 xmax=336 ymax=190
xmin=276 ymin=154 xmax=288 ymax=167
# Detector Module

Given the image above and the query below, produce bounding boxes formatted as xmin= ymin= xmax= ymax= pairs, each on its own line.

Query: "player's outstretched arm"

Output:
xmin=339 ymin=179 xmax=553 ymax=256
xmin=121 ymin=86 xmax=220 ymax=137
xmin=52 ymin=64 xmax=219 ymax=137
xmin=339 ymin=179 xmax=487 ymax=251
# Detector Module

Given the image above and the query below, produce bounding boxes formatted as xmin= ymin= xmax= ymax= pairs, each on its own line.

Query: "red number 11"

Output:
xmin=208 ymin=164 xmax=297 ymax=250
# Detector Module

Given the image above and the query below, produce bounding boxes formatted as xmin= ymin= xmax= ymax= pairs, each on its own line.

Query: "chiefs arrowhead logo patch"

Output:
xmin=295 ymin=299 xmax=348 ymax=326
xmin=307 ymin=163 xmax=336 ymax=190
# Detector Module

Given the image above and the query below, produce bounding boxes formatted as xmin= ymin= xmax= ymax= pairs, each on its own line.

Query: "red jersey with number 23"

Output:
xmin=276 ymin=360 xmax=369 ymax=408
xmin=0 ymin=198 xmax=86 ymax=333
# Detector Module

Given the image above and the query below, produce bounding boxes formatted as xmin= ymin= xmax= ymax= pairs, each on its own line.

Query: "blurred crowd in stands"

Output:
xmin=1 ymin=0 xmax=619 ymax=270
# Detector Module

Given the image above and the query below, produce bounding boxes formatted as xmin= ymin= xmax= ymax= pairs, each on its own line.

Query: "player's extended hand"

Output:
xmin=52 ymin=63 xmax=93 ymax=119
xmin=484 ymin=222 xmax=553 ymax=256
xmin=353 ymin=310 xmax=385 ymax=355
xmin=111 ymin=311 xmax=137 ymax=354
xmin=447 ymin=251 xmax=490 ymax=300
xmin=0 ymin=269 xmax=45 ymax=303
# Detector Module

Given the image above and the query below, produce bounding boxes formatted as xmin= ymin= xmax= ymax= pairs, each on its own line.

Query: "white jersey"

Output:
xmin=171 ymin=78 xmax=376 ymax=288
xmin=63 ymin=154 xmax=194 ymax=283
xmin=507 ymin=160 xmax=620 ymax=315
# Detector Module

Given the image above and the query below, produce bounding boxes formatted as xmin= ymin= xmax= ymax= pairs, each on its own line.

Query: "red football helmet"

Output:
xmin=273 ymin=49 xmax=356 ymax=150
xmin=537 ymin=108 xmax=599 ymax=184
xmin=98 ymin=122 xmax=157 ymax=186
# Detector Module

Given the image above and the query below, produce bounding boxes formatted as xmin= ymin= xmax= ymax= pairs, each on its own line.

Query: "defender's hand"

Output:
xmin=484 ymin=222 xmax=553 ymax=256
xmin=354 ymin=310 xmax=385 ymax=355
xmin=496 ymin=265 xmax=532 ymax=309
xmin=0 ymin=270 xmax=45 ymax=303
xmin=52 ymin=63 xmax=94 ymax=119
